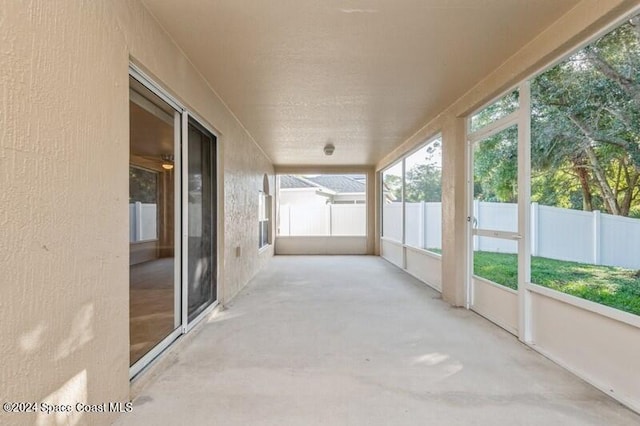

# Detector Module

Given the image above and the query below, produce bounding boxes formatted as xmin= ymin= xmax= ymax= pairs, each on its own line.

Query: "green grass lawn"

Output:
xmin=473 ymin=251 xmax=640 ymax=316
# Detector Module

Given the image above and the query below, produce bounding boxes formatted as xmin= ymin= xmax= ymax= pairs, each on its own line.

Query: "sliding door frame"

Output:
xmin=129 ymin=64 xmax=221 ymax=379
xmin=181 ymin=112 xmax=221 ymax=334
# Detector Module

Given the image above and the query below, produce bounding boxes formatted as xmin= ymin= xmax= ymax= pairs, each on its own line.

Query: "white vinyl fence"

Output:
xmin=382 ymin=203 xmax=403 ymax=241
xmin=279 ymin=204 xmax=366 ymax=236
xmin=532 ymin=203 xmax=640 ymax=269
xmin=383 ymin=200 xmax=640 ymax=269
xmin=383 ymin=202 xmax=442 ymax=250
xmin=129 ymin=202 xmax=157 ymax=242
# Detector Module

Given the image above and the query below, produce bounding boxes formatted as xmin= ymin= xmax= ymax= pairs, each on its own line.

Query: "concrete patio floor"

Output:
xmin=115 ymin=256 xmax=640 ymax=426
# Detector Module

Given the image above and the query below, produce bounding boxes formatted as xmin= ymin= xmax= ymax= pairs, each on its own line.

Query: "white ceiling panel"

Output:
xmin=142 ymin=0 xmax=580 ymax=165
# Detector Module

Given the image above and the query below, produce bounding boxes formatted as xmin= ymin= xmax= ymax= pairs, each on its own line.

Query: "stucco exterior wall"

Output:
xmin=0 ymin=1 xmax=273 ymax=425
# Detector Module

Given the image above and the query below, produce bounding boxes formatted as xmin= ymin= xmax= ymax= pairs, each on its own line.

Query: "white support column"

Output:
xmin=368 ymin=167 xmax=377 ymax=255
xmin=179 ymin=110 xmax=188 ymax=330
xmin=593 ymin=210 xmax=601 ymax=265
xmin=518 ymin=81 xmax=532 ymax=344
xmin=419 ymin=201 xmax=425 ymax=249
xmin=466 ymin=138 xmax=473 ymax=309
xmin=275 ymin=175 xmax=281 ymax=237
xmin=531 ymin=202 xmax=539 ymax=257
xmin=401 ymin=159 xmax=407 ymax=269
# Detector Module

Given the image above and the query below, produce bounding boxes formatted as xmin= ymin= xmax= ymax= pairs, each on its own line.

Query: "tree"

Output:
xmin=405 ymin=164 xmax=441 ymax=202
xmin=473 ymin=126 xmax=518 ymax=203
xmin=130 ymin=166 xmax=158 ymax=203
xmin=383 ymin=174 xmax=402 ymax=202
xmin=472 ymin=13 xmax=640 ymax=216
xmin=405 ymin=141 xmax=442 ymax=202
xmin=530 ymin=13 xmax=640 ymax=216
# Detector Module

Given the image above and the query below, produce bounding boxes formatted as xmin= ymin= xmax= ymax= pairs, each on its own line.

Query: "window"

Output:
xmin=129 ymin=166 xmax=158 ymax=242
xmin=259 ymin=191 xmax=271 ymax=248
xmin=404 ymin=137 xmax=443 ymax=253
xmin=381 ymin=162 xmax=403 ymax=242
xmin=381 ymin=135 xmax=443 ymax=252
xmin=529 ymin=12 xmax=640 ymax=316
xmin=472 ymin=125 xmax=519 ymax=289
xmin=277 ymin=174 xmax=366 ymax=236
xmin=469 ymin=89 xmax=519 ymax=133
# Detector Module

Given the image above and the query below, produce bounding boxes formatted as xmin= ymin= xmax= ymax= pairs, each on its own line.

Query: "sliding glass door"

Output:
xmin=185 ymin=119 xmax=217 ymax=323
xmin=129 ymin=68 xmax=218 ymax=376
xmin=129 ymin=75 xmax=182 ymax=368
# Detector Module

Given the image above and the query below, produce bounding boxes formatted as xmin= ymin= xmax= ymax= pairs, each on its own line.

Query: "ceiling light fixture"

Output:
xmin=161 ymin=154 xmax=174 ymax=170
xmin=324 ymin=143 xmax=335 ymax=156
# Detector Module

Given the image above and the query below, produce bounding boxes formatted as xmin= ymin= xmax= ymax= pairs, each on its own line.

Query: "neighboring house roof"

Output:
xmin=305 ymin=175 xmax=365 ymax=193
xmin=279 ymin=175 xmax=319 ymax=189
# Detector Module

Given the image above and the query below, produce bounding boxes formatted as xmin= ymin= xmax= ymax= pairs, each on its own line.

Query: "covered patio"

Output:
xmin=116 ymin=256 xmax=638 ymax=425
xmin=3 ymin=1 xmax=640 ymax=425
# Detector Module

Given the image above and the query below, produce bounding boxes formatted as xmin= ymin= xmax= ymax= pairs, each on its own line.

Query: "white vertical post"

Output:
xmin=134 ymin=201 xmax=143 ymax=241
xmin=424 ymin=201 xmax=430 ymax=250
xmin=419 ymin=201 xmax=425 ymax=249
xmin=180 ymin=110 xmax=187 ymax=330
xmin=275 ymin=175 xmax=280 ymax=237
xmin=473 ymin=199 xmax=480 ymax=250
xmin=401 ymin=159 xmax=407 ymax=269
xmin=518 ymin=80 xmax=532 ymax=344
xmin=327 ymin=204 xmax=332 ymax=236
xmin=593 ymin=210 xmax=601 ymax=265
xmin=466 ymin=137 xmax=474 ymax=309
xmin=530 ymin=202 xmax=539 ymax=257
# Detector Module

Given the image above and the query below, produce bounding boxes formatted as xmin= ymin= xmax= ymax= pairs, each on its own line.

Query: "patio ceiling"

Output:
xmin=142 ymin=0 xmax=580 ymax=166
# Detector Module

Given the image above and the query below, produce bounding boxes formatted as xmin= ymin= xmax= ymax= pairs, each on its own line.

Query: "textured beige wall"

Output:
xmin=531 ymin=293 xmax=640 ymax=412
xmin=0 ymin=1 xmax=272 ymax=425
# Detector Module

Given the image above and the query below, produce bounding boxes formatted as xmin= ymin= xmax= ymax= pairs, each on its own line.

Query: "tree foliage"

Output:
xmin=471 ymin=13 xmax=640 ymax=216
xmin=130 ymin=166 xmax=158 ymax=204
xmin=474 ymin=126 xmax=518 ymax=202
xmin=383 ymin=173 xmax=402 ymax=202
xmin=530 ymin=14 xmax=640 ymax=216
xmin=405 ymin=140 xmax=442 ymax=203
xmin=383 ymin=140 xmax=443 ymax=203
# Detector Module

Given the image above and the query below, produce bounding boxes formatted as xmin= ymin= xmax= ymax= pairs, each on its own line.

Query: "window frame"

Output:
xmin=380 ymin=133 xmax=443 ymax=256
xmin=258 ymin=191 xmax=272 ymax=250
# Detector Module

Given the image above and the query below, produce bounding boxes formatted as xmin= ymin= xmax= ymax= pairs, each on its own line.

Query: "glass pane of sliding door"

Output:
xmin=186 ymin=120 xmax=217 ymax=322
xmin=129 ymin=75 xmax=181 ymax=366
